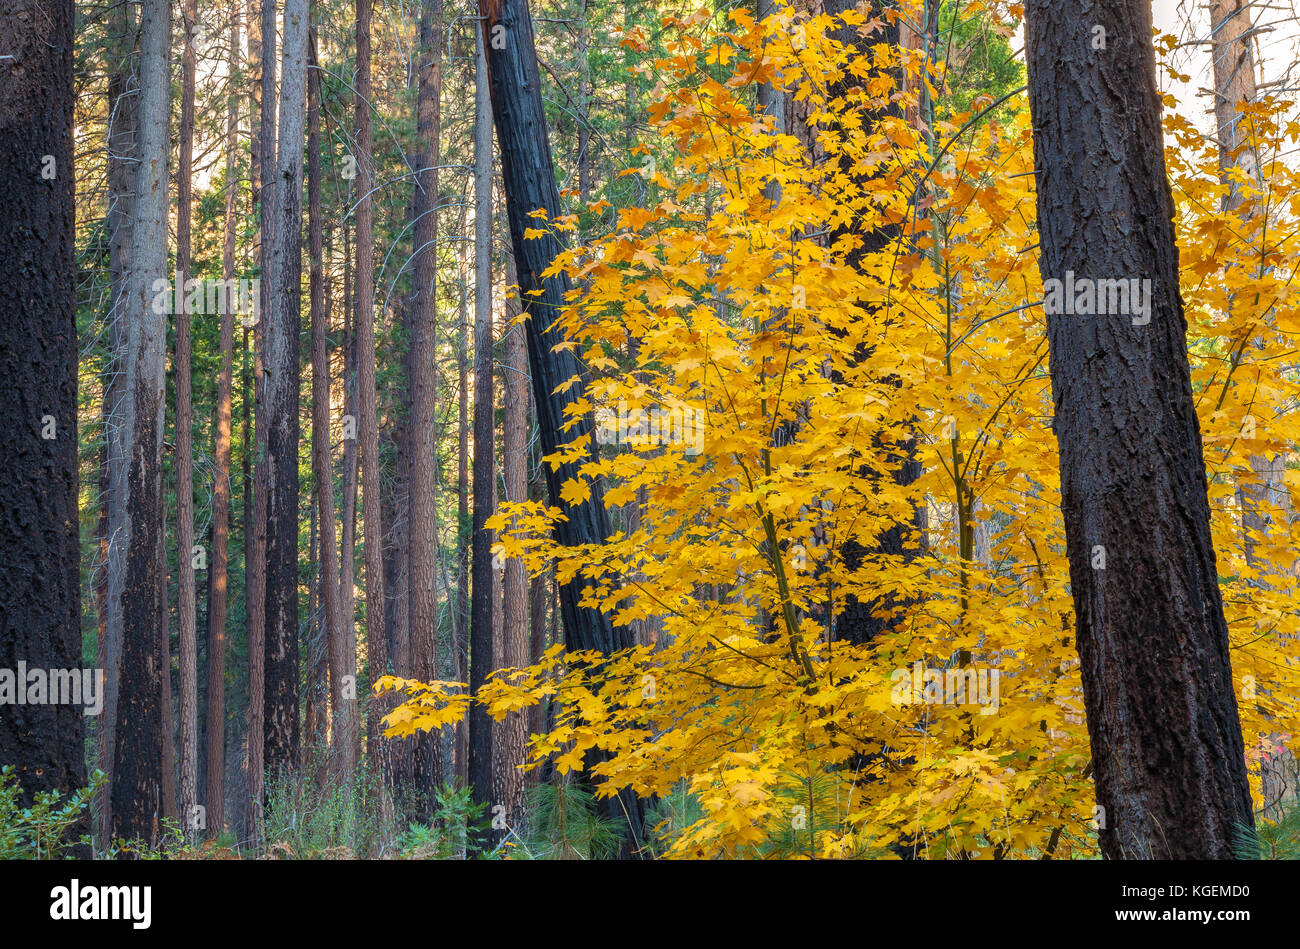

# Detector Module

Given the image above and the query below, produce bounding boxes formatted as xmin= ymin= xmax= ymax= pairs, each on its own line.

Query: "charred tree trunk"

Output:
xmin=109 ymin=0 xmax=171 ymax=846
xmin=263 ymin=0 xmax=308 ymax=782
xmin=1024 ymin=0 xmax=1254 ymax=859
xmin=476 ymin=0 xmax=645 ymax=855
xmin=0 ymin=0 xmax=83 ymax=808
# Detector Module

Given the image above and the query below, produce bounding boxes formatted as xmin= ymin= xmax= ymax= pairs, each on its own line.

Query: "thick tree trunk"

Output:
xmin=0 ymin=0 xmax=83 ymax=808
xmin=1024 ymin=0 xmax=1254 ymax=859
xmin=476 ymin=0 xmax=625 ymax=657
xmin=476 ymin=0 xmax=645 ymax=854
xmin=109 ymin=0 xmax=171 ymax=846
xmin=263 ymin=0 xmax=308 ymax=781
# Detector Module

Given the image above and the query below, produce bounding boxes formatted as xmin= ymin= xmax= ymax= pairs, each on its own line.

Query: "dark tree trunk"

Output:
xmin=0 ymin=0 xmax=83 ymax=808
xmin=476 ymin=0 xmax=645 ymax=855
xmin=1024 ymin=0 xmax=1253 ymax=859
xmin=822 ymin=0 xmax=922 ymax=647
xmin=263 ymin=0 xmax=308 ymax=781
xmin=110 ymin=0 xmax=171 ymax=846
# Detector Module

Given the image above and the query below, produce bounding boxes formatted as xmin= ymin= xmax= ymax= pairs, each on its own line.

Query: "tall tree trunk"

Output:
xmin=246 ymin=0 xmax=277 ymax=841
xmin=476 ymin=0 xmax=645 ymax=854
xmin=468 ymin=25 xmax=497 ymax=833
xmin=1024 ymin=0 xmax=1253 ymax=859
xmin=409 ymin=0 xmax=446 ymax=807
xmin=109 ymin=0 xmax=171 ymax=846
xmin=0 ymin=0 xmax=83 ymax=809
xmin=263 ymin=0 xmax=308 ymax=782
xmin=494 ymin=274 xmax=529 ymax=838
xmin=175 ymin=0 xmax=200 ymax=842
xmin=308 ymin=25 xmax=355 ymax=784
xmin=206 ymin=0 xmax=241 ymax=840
xmin=454 ymin=242 xmax=472 ymax=784
xmin=97 ymin=0 xmax=140 ymax=844
xmin=340 ymin=218 xmax=361 ymax=772
xmin=355 ymin=0 xmax=391 ymax=783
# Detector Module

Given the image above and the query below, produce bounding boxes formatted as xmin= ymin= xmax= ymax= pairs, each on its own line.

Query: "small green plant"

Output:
xmin=0 ymin=766 xmax=103 ymax=859
xmin=1234 ymin=799 xmax=1300 ymax=859
xmin=396 ymin=784 xmax=488 ymax=859
xmin=515 ymin=779 xmax=622 ymax=860
xmin=261 ymin=751 xmax=401 ymax=858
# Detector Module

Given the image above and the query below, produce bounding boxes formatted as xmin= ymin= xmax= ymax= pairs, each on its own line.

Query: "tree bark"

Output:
xmin=355 ymin=0 xmax=391 ymax=781
xmin=175 ymin=0 xmax=200 ymax=842
xmin=476 ymin=0 xmax=645 ymax=855
xmin=206 ymin=0 xmax=242 ymax=839
xmin=263 ymin=0 xmax=308 ymax=782
xmin=1024 ymin=0 xmax=1254 ymax=859
xmin=468 ymin=26 xmax=497 ymax=833
xmin=409 ymin=0 xmax=446 ymax=806
xmin=109 ymin=0 xmax=171 ymax=846
xmin=0 ymin=0 xmax=83 ymax=809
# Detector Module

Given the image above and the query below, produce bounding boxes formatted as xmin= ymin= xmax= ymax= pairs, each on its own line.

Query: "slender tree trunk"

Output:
xmin=455 ymin=243 xmax=472 ymax=784
xmin=340 ymin=218 xmax=361 ymax=772
xmin=308 ymin=26 xmax=354 ymax=785
xmin=0 ymin=0 xmax=83 ymax=809
xmin=409 ymin=0 xmax=446 ymax=806
xmin=246 ymin=0 xmax=278 ymax=841
xmin=355 ymin=0 xmax=391 ymax=782
xmin=97 ymin=0 xmax=139 ymax=844
xmin=468 ymin=26 xmax=497 ymax=832
xmin=1024 ymin=0 xmax=1254 ymax=859
xmin=175 ymin=0 xmax=200 ymax=842
xmin=494 ymin=271 xmax=529 ymax=838
xmin=206 ymin=0 xmax=241 ymax=840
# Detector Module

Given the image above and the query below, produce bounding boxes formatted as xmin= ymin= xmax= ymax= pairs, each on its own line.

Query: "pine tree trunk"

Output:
xmin=109 ymin=0 xmax=171 ymax=846
xmin=0 ymin=0 xmax=83 ymax=808
xmin=355 ymin=0 xmax=391 ymax=786
xmin=1024 ymin=0 xmax=1254 ymax=859
xmin=175 ymin=0 xmax=200 ymax=842
xmin=494 ymin=274 xmax=530 ymax=838
xmin=468 ymin=26 xmax=497 ymax=831
xmin=206 ymin=0 xmax=241 ymax=840
xmin=409 ymin=0 xmax=446 ymax=806
xmin=263 ymin=0 xmax=308 ymax=782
